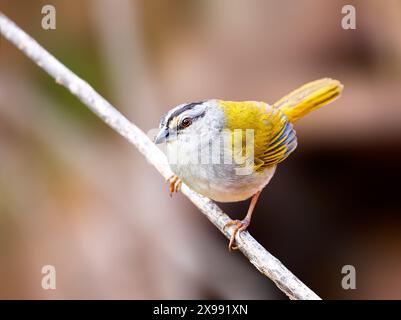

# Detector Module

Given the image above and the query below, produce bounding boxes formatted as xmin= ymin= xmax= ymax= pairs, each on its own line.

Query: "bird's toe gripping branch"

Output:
xmin=166 ymin=174 xmax=182 ymax=197
xmin=223 ymin=219 xmax=250 ymax=251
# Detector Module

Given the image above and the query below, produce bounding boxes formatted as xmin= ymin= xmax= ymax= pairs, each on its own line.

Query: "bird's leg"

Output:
xmin=223 ymin=191 xmax=261 ymax=251
xmin=166 ymin=174 xmax=182 ymax=197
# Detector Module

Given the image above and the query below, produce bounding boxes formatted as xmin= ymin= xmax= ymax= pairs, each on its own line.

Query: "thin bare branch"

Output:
xmin=0 ymin=12 xmax=321 ymax=300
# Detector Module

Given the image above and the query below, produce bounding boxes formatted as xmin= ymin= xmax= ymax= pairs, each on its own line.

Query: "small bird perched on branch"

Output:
xmin=154 ymin=78 xmax=343 ymax=251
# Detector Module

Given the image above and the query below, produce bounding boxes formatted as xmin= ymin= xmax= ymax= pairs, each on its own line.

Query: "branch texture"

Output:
xmin=0 ymin=12 xmax=321 ymax=300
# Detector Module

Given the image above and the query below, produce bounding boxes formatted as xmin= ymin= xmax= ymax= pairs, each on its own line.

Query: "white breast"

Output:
xmin=167 ymin=136 xmax=276 ymax=203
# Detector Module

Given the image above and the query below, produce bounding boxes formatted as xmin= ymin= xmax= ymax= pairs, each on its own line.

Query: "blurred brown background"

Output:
xmin=1 ymin=0 xmax=401 ymax=299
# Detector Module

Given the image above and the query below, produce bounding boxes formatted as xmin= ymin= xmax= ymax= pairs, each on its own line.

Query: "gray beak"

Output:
xmin=154 ymin=127 xmax=169 ymax=144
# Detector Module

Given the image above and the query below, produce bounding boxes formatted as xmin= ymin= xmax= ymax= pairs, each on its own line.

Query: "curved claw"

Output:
xmin=223 ymin=219 xmax=250 ymax=251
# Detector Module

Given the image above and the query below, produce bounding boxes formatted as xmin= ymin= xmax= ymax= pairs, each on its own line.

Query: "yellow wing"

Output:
xmin=217 ymin=79 xmax=342 ymax=171
xmin=218 ymin=100 xmax=297 ymax=171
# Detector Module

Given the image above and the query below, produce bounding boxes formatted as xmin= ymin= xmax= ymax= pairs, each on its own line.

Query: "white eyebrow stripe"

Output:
xmin=159 ymin=106 xmax=180 ymax=128
xmin=177 ymin=105 xmax=206 ymax=122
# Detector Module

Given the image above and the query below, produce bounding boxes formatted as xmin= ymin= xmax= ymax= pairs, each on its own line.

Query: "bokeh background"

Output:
xmin=1 ymin=0 xmax=401 ymax=299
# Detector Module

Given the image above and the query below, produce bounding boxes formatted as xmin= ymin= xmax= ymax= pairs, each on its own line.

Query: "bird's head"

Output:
xmin=154 ymin=100 xmax=224 ymax=145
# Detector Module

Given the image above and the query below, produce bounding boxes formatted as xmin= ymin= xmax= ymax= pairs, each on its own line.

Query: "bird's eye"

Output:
xmin=180 ymin=117 xmax=192 ymax=128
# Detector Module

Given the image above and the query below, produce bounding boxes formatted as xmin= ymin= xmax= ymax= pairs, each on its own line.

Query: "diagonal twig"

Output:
xmin=0 ymin=12 xmax=321 ymax=300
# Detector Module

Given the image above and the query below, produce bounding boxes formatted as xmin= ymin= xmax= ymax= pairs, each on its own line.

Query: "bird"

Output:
xmin=154 ymin=78 xmax=343 ymax=251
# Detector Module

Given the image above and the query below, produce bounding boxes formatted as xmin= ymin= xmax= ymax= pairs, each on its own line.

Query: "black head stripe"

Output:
xmin=162 ymin=101 xmax=203 ymax=128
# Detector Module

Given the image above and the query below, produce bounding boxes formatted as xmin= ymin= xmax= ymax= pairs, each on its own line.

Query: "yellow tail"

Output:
xmin=273 ymin=78 xmax=343 ymax=123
